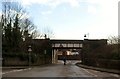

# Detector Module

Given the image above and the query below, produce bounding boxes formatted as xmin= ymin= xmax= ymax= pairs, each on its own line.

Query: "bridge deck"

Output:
xmin=50 ymin=39 xmax=83 ymax=43
xmin=52 ymin=47 xmax=82 ymax=49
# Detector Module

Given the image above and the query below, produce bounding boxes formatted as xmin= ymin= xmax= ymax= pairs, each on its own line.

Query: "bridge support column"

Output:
xmin=52 ymin=49 xmax=54 ymax=64
xmin=52 ymin=49 xmax=58 ymax=64
xmin=55 ymin=50 xmax=58 ymax=63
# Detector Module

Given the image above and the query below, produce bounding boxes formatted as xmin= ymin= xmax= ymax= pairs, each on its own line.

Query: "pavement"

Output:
xmin=76 ymin=63 xmax=120 ymax=75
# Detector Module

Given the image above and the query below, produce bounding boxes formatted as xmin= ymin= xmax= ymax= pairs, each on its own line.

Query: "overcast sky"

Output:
xmin=1 ymin=0 xmax=119 ymax=40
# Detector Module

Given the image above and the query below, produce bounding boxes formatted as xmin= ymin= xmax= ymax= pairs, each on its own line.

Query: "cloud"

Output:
xmin=20 ymin=0 xmax=80 ymax=8
xmin=18 ymin=0 xmax=119 ymax=39
xmin=82 ymin=0 xmax=119 ymax=38
xmin=0 ymin=12 xmax=2 ymax=20
xmin=88 ymin=5 xmax=97 ymax=14
xmin=21 ymin=0 xmax=31 ymax=6
xmin=0 ymin=12 xmax=2 ymax=16
xmin=41 ymin=11 xmax=52 ymax=15
xmin=65 ymin=0 xmax=80 ymax=7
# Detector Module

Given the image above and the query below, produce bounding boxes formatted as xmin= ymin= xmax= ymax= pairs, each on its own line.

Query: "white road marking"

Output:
xmin=82 ymin=68 xmax=98 ymax=77
xmin=2 ymin=68 xmax=32 ymax=75
xmin=109 ymin=73 xmax=120 ymax=77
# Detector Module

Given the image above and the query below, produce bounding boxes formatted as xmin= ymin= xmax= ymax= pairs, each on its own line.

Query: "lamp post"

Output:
xmin=84 ymin=33 xmax=89 ymax=40
xmin=28 ymin=45 xmax=32 ymax=67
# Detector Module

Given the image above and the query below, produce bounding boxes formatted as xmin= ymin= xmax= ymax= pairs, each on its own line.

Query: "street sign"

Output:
xmin=28 ymin=48 xmax=32 ymax=52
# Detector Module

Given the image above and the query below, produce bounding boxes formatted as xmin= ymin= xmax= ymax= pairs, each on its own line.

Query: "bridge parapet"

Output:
xmin=51 ymin=40 xmax=83 ymax=49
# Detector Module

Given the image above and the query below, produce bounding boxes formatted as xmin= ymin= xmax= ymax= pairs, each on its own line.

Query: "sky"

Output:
xmin=1 ymin=0 xmax=119 ymax=40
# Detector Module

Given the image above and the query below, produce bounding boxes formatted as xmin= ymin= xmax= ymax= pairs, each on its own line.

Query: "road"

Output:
xmin=2 ymin=60 xmax=120 ymax=78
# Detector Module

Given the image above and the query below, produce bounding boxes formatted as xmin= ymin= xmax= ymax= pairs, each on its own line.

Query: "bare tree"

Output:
xmin=42 ymin=26 xmax=54 ymax=39
xmin=2 ymin=2 xmax=25 ymax=52
xmin=20 ymin=18 xmax=42 ymax=40
xmin=108 ymin=35 xmax=120 ymax=44
xmin=1 ymin=1 xmax=40 ymax=53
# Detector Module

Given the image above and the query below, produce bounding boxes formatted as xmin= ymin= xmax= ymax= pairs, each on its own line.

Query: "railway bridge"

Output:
xmin=31 ymin=38 xmax=107 ymax=64
xmin=50 ymin=39 xmax=107 ymax=63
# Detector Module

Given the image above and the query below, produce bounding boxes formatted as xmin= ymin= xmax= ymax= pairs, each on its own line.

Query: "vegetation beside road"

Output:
xmin=81 ymin=36 xmax=120 ymax=70
xmin=1 ymin=2 xmax=52 ymax=66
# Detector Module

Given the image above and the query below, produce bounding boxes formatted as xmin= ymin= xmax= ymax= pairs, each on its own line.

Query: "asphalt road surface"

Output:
xmin=2 ymin=60 xmax=120 ymax=78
